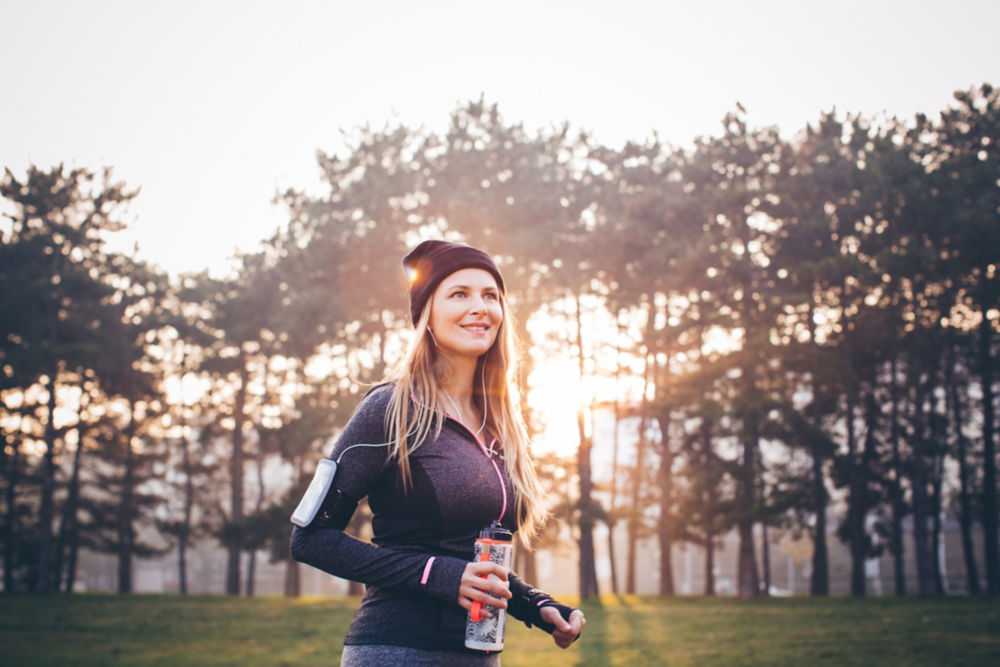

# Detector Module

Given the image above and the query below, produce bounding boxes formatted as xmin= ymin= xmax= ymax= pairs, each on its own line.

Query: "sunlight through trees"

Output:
xmin=2 ymin=84 xmax=998 ymax=598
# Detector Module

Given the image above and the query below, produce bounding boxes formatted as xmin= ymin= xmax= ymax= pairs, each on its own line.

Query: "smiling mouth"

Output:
xmin=462 ymin=324 xmax=489 ymax=333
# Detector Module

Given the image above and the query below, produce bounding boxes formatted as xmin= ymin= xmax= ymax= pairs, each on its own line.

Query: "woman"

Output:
xmin=290 ymin=240 xmax=585 ymax=665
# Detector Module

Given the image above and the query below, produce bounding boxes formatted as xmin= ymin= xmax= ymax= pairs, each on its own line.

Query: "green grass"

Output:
xmin=1 ymin=594 xmax=998 ymax=666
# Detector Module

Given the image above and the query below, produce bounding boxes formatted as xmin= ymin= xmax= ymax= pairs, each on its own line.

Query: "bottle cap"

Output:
xmin=479 ymin=520 xmax=512 ymax=543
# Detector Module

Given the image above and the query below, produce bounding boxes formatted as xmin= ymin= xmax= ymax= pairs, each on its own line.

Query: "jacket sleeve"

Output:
xmin=290 ymin=525 xmax=468 ymax=604
xmin=288 ymin=386 xmax=468 ymax=605
xmin=506 ymin=572 xmax=578 ymax=635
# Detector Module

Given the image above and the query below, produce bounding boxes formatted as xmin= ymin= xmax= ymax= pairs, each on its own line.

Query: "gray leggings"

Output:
xmin=340 ymin=644 xmax=502 ymax=666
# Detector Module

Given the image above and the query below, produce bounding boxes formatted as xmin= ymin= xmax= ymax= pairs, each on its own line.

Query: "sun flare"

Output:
xmin=526 ymin=353 xmax=646 ymax=458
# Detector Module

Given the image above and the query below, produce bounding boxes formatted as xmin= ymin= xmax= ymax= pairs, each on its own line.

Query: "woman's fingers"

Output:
xmin=541 ymin=607 xmax=586 ymax=649
xmin=457 ymin=561 xmax=512 ymax=616
xmin=465 ymin=560 xmax=510 ymax=582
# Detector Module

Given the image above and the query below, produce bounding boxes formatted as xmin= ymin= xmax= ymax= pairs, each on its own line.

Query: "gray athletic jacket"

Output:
xmin=289 ymin=384 xmax=573 ymax=653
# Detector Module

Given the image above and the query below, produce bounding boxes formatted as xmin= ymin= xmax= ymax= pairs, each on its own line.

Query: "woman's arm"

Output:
xmin=290 ymin=523 xmax=468 ymax=603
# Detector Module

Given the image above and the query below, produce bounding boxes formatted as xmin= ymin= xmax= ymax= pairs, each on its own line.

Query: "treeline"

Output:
xmin=1 ymin=83 xmax=997 ymax=598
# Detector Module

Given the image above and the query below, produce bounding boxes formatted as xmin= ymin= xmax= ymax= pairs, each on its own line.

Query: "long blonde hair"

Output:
xmin=385 ymin=288 xmax=547 ymax=547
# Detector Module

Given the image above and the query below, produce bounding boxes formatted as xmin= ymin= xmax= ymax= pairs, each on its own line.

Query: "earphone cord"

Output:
xmin=441 ymin=368 xmax=488 ymax=438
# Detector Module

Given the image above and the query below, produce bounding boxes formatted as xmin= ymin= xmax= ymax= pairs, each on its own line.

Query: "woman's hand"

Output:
xmin=457 ymin=561 xmax=512 ymax=618
xmin=540 ymin=606 xmax=585 ymax=648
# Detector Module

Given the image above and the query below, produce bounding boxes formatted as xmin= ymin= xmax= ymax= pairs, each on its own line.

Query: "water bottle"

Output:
xmin=464 ymin=521 xmax=513 ymax=651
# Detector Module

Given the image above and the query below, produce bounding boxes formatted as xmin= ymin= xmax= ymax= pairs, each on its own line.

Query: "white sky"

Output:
xmin=3 ymin=0 xmax=998 ymax=277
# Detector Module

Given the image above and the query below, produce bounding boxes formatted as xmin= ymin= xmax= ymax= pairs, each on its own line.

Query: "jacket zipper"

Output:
xmin=447 ymin=416 xmax=508 ymax=524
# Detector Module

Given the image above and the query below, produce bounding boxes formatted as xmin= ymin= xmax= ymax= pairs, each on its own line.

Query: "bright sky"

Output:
xmin=3 ymin=0 xmax=998 ymax=277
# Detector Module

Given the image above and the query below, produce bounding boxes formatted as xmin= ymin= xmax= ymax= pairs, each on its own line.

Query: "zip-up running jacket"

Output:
xmin=290 ymin=384 xmax=573 ymax=654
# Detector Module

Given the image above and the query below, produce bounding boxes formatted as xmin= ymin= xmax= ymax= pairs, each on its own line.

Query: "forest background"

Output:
xmin=4 ymin=82 xmax=1000 ymax=601
xmin=2 ymin=1 xmax=999 ymax=603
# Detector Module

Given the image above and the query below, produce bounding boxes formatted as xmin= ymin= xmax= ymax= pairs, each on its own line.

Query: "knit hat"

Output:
xmin=402 ymin=240 xmax=506 ymax=326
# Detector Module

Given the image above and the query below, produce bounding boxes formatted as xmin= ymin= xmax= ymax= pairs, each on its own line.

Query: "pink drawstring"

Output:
xmin=483 ymin=438 xmax=507 ymax=522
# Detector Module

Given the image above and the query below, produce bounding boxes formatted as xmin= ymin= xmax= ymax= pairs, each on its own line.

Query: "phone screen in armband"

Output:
xmin=290 ymin=458 xmax=339 ymax=527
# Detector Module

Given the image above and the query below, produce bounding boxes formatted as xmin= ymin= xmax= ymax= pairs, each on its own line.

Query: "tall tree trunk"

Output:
xmin=576 ymin=407 xmax=599 ymax=599
xmin=846 ymin=391 xmax=866 ymax=597
xmin=573 ymin=295 xmax=598 ymax=600
xmin=626 ymin=436 xmax=647 ymax=595
xmin=57 ymin=379 xmax=90 ymax=592
xmin=176 ymin=352 xmax=194 ymax=596
xmin=513 ymin=544 xmax=538 ymax=586
xmin=701 ymin=415 xmax=717 ymax=596
xmin=760 ymin=519 xmax=771 ymax=596
xmin=117 ymin=401 xmax=137 ymax=594
xmin=625 ymin=480 xmax=641 ymax=595
xmin=930 ymin=455 xmax=945 ymax=596
xmin=855 ymin=387 xmax=883 ymax=597
xmin=246 ymin=428 xmax=267 ymax=598
xmin=284 ymin=559 xmax=300 ymax=597
xmin=978 ymin=309 xmax=999 ymax=595
xmin=606 ymin=521 xmax=619 ymax=596
xmin=736 ymin=358 xmax=760 ymax=598
xmin=810 ymin=448 xmax=829 ymax=596
xmin=807 ymin=295 xmax=829 ymax=596
xmin=179 ymin=428 xmax=193 ymax=595
xmin=911 ymin=386 xmax=936 ymax=597
xmin=911 ymin=469 xmax=935 ymax=596
xmin=57 ymin=424 xmax=85 ymax=592
xmin=657 ymin=409 xmax=674 ymax=596
xmin=226 ymin=348 xmax=249 ymax=595
xmin=703 ymin=525 xmax=716 ymax=596
xmin=37 ymin=361 xmax=59 ymax=592
xmin=757 ymin=427 xmax=770 ymax=597
xmin=737 ymin=435 xmax=759 ymax=597
xmin=246 ymin=551 xmax=256 ymax=597
xmin=626 ymin=348 xmax=654 ymax=595
xmin=928 ymin=360 xmax=947 ymax=596
xmin=625 ymin=515 xmax=636 ymax=593
xmin=3 ymin=435 xmax=20 ymax=592
xmin=947 ymin=339 xmax=980 ymax=595
xmin=889 ymin=355 xmax=906 ymax=595
xmin=606 ymin=528 xmax=619 ymax=595
xmin=606 ymin=356 xmax=622 ymax=597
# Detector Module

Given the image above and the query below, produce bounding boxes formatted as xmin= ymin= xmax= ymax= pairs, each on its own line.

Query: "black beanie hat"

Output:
xmin=402 ymin=240 xmax=505 ymax=326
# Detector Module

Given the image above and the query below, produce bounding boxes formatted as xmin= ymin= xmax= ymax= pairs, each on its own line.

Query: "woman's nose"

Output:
xmin=468 ymin=295 xmax=486 ymax=313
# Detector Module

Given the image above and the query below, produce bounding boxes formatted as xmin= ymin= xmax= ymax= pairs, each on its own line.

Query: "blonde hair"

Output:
xmin=385 ymin=288 xmax=547 ymax=547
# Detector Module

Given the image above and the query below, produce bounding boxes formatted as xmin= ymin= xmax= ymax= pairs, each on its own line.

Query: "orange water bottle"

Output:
xmin=464 ymin=521 xmax=513 ymax=651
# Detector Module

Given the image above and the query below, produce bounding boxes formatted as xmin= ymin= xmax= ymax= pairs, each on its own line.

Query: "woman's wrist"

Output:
xmin=417 ymin=554 xmax=469 ymax=604
xmin=506 ymin=573 xmax=576 ymax=634
xmin=533 ymin=600 xmax=577 ymax=634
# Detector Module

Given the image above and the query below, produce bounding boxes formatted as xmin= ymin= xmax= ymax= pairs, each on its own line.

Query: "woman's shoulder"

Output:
xmin=350 ymin=382 xmax=395 ymax=424
xmin=361 ymin=381 xmax=395 ymax=405
xmin=326 ymin=383 xmax=395 ymax=454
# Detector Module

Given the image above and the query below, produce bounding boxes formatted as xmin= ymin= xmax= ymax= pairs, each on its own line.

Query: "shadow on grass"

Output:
xmin=3 ymin=593 xmax=999 ymax=666
xmin=574 ymin=597 xmax=609 ymax=667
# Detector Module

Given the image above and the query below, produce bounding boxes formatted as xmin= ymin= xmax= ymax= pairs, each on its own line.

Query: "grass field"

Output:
xmin=2 ymin=593 xmax=998 ymax=666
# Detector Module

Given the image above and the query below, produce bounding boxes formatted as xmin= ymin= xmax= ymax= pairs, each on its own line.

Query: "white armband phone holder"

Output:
xmin=290 ymin=458 xmax=339 ymax=527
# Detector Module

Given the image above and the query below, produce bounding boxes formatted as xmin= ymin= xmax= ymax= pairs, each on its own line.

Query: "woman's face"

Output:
xmin=428 ymin=268 xmax=503 ymax=361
